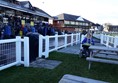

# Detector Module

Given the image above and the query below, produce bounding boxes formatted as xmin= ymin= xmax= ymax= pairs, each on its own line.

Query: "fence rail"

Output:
xmin=39 ymin=33 xmax=80 ymax=58
xmin=0 ymin=33 xmax=80 ymax=71
xmin=100 ymin=34 xmax=118 ymax=48
xmin=0 ymin=36 xmax=29 ymax=71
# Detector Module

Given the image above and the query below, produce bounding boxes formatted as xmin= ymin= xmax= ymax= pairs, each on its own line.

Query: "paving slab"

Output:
xmin=57 ymin=40 xmax=102 ymax=55
xmin=57 ymin=45 xmax=80 ymax=55
xmin=30 ymin=59 xmax=62 ymax=69
xmin=59 ymin=74 xmax=109 ymax=83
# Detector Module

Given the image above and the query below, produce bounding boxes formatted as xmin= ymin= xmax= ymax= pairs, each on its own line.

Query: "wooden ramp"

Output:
xmin=59 ymin=74 xmax=109 ymax=83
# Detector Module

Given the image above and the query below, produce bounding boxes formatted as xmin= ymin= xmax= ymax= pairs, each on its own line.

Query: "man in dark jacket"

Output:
xmin=3 ymin=24 xmax=12 ymax=39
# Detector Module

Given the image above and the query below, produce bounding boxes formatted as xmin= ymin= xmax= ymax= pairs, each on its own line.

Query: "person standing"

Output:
xmin=23 ymin=25 xmax=28 ymax=36
xmin=30 ymin=26 xmax=35 ymax=33
xmin=3 ymin=24 xmax=11 ymax=39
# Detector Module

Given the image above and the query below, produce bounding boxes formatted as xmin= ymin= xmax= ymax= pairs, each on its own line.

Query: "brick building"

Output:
xmin=52 ymin=13 xmax=94 ymax=32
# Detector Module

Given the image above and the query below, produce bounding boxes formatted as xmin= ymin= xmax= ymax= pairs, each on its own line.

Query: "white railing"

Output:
xmin=101 ymin=34 xmax=118 ymax=48
xmin=0 ymin=36 xmax=29 ymax=71
xmin=0 ymin=33 xmax=81 ymax=70
xmin=39 ymin=33 xmax=81 ymax=58
xmin=93 ymin=34 xmax=101 ymax=39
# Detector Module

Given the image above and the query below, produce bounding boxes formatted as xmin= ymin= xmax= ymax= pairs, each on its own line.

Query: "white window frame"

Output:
xmin=70 ymin=21 xmax=75 ymax=25
xmin=64 ymin=20 xmax=70 ymax=24
xmin=76 ymin=22 xmax=79 ymax=25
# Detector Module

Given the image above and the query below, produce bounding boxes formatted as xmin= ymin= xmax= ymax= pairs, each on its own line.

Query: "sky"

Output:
xmin=18 ymin=0 xmax=118 ymax=25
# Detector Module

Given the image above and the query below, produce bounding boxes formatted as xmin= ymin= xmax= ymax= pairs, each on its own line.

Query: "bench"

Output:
xmin=86 ymin=57 xmax=118 ymax=69
xmin=99 ymin=51 xmax=117 ymax=55
xmin=59 ymin=74 xmax=109 ymax=83
xmin=94 ymin=54 xmax=118 ymax=60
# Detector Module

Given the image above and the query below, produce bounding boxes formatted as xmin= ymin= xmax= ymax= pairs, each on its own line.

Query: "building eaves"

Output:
xmin=57 ymin=13 xmax=95 ymax=24
xmin=34 ymin=7 xmax=52 ymax=18
xmin=20 ymin=1 xmax=30 ymax=6
xmin=0 ymin=0 xmax=51 ymax=18
xmin=63 ymin=13 xmax=79 ymax=21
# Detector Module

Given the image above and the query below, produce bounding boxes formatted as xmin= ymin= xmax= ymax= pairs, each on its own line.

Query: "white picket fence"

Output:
xmin=100 ymin=34 xmax=118 ymax=48
xmin=38 ymin=33 xmax=81 ymax=58
xmin=0 ymin=36 xmax=29 ymax=71
xmin=1 ymin=32 xmax=117 ymax=71
xmin=0 ymin=33 xmax=80 ymax=71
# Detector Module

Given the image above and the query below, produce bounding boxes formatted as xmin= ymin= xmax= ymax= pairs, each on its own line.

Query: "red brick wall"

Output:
xmin=53 ymin=20 xmax=75 ymax=32
xmin=55 ymin=27 xmax=75 ymax=32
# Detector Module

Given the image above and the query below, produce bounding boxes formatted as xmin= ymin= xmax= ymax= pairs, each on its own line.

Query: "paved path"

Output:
xmin=57 ymin=37 xmax=102 ymax=55
xmin=57 ymin=44 xmax=80 ymax=55
xmin=30 ymin=59 xmax=62 ymax=69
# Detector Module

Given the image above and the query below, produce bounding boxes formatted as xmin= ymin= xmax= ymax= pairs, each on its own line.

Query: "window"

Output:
xmin=60 ymin=21 xmax=64 ymax=24
xmin=79 ymin=22 xmax=83 ymax=25
xmin=58 ymin=21 xmax=63 ymax=24
xmin=70 ymin=21 xmax=75 ymax=25
xmin=76 ymin=22 xmax=79 ymax=25
xmin=64 ymin=21 xmax=70 ymax=24
xmin=82 ymin=23 xmax=85 ymax=26
xmin=85 ymin=23 xmax=89 ymax=26
xmin=83 ymin=23 xmax=89 ymax=26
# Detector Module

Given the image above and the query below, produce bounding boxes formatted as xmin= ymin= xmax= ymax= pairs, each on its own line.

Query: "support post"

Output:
xmin=76 ymin=33 xmax=78 ymax=44
xmin=114 ymin=36 xmax=118 ymax=48
xmin=45 ymin=36 xmax=49 ymax=58
xmin=39 ymin=35 xmax=43 ymax=58
xmin=88 ymin=62 xmax=91 ymax=69
xmin=71 ymin=33 xmax=74 ymax=46
xmin=106 ymin=35 xmax=109 ymax=47
xmin=65 ymin=34 xmax=67 ymax=48
xmin=55 ymin=34 xmax=58 ymax=50
xmin=100 ymin=34 xmax=103 ymax=44
xmin=24 ymin=37 xmax=29 ymax=67
xmin=16 ymin=36 xmax=21 ymax=64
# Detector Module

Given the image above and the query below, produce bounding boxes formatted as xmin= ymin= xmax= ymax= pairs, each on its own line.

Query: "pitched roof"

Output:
xmin=20 ymin=1 xmax=33 ymax=9
xmin=0 ymin=0 xmax=51 ymax=18
xmin=95 ymin=23 xmax=101 ymax=26
xmin=109 ymin=25 xmax=118 ymax=27
xmin=20 ymin=1 xmax=29 ymax=6
xmin=19 ymin=1 xmax=51 ymax=18
xmin=34 ymin=7 xmax=52 ymax=18
xmin=57 ymin=13 xmax=93 ymax=23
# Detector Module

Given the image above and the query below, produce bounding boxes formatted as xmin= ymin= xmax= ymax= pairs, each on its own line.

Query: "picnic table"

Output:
xmin=86 ymin=45 xmax=118 ymax=69
xmin=59 ymin=74 xmax=109 ymax=83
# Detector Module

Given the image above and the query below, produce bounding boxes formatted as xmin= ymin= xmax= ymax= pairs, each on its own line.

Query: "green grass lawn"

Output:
xmin=0 ymin=51 xmax=118 ymax=83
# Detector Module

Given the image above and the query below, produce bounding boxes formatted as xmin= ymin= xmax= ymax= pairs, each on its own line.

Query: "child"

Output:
xmin=82 ymin=32 xmax=94 ymax=57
